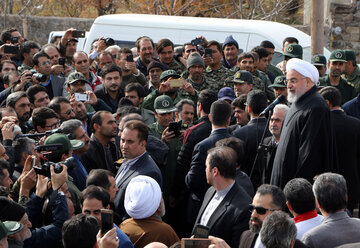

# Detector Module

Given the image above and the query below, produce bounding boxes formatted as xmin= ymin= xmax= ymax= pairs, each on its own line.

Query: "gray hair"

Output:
xmin=175 ymin=99 xmax=195 ymax=112
xmin=60 ymin=119 xmax=83 ymax=139
xmin=260 ymin=211 xmax=297 ymax=248
xmin=313 ymin=172 xmax=347 ymax=213
xmin=13 ymin=138 xmax=35 ymax=164
xmin=273 ymin=104 xmax=289 ymax=115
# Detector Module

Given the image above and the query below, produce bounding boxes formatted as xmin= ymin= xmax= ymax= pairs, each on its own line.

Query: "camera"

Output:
xmin=10 ymin=37 xmax=19 ymax=44
xmin=28 ymin=69 xmax=47 ymax=82
xmin=101 ymin=37 xmax=115 ymax=46
xmin=33 ymin=144 xmax=77 ymax=178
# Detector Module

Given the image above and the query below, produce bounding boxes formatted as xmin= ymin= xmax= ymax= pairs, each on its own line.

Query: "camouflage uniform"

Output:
xmin=17 ymin=64 xmax=32 ymax=74
xmin=168 ymin=59 xmax=186 ymax=75
xmin=344 ymin=66 xmax=360 ymax=95
xmin=205 ymin=65 xmax=234 ymax=92
xmin=319 ymin=76 xmax=356 ymax=104
xmin=142 ymin=89 xmax=197 ymax=112
xmin=186 ymin=77 xmax=218 ymax=94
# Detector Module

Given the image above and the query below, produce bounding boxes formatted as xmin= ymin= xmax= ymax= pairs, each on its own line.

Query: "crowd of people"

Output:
xmin=0 ymin=25 xmax=359 ymax=248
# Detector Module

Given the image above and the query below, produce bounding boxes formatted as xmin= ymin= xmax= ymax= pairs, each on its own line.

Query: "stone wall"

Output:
xmin=0 ymin=14 xmax=94 ymax=46
xmin=330 ymin=1 xmax=360 ymax=57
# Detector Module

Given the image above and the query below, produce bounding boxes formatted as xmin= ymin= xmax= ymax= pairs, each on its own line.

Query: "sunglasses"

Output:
xmin=248 ymin=204 xmax=279 ymax=215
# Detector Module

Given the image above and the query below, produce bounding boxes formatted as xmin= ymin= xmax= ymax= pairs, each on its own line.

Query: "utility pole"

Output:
xmin=311 ymin=0 xmax=324 ymax=57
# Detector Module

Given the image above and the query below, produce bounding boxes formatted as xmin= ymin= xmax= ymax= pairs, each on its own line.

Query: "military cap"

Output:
xmin=45 ymin=133 xmax=84 ymax=153
xmin=160 ymin=70 xmax=180 ymax=82
xmin=311 ymin=54 xmax=327 ymax=66
xmin=344 ymin=49 xmax=356 ymax=62
xmin=329 ymin=49 xmax=347 ymax=62
xmin=0 ymin=221 xmax=24 ymax=240
xmin=231 ymin=70 xmax=253 ymax=84
xmin=283 ymin=44 xmax=303 ymax=59
xmin=269 ymin=75 xmax=287 ymax=88
xmin=66 ymin=71 xmax=87 ymax=85
xmin=154 ymin=95 xmax=177 ymax=114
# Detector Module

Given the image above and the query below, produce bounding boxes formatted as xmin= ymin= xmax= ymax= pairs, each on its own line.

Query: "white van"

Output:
xmin=83 ymin=14 xmax=330 ymax=64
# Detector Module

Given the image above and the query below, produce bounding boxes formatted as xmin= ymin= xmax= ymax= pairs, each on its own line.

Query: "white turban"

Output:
xmin=286 ymin=58 xmax=319 ymax=83
xmin=124 ymin=175 xmax=161 ymax=219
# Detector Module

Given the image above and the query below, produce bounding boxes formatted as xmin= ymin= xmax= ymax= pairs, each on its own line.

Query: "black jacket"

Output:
xmin=193 ymin=183 xmax=252 ymax=248
xmin=331 ymin=109 xmax=360 ymax=208
xmin=271 ymin=86 xmax=338 ymax=188
xmin=81 ymin=135 xmax=118 ymax=174
xmin=232 ymin=118 xmax=271 ymax=176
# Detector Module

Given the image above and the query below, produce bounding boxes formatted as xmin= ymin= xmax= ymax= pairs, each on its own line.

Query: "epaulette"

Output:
xmin=346 ymin=81 xmax=355 ymax=87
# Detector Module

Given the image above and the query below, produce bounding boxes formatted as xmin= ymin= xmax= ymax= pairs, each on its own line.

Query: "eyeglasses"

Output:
xmin=249 ymin=204 xmax=280 ymax=215
xmin=61 ymin=108 xmax=74 ymax=115
xmin=45 ymin=120 xmax=61 ymax=129
xmin=40 ymin=61 xmax=52 ymax=66
xmin=284 ymin=77 xmax=307 ymax=85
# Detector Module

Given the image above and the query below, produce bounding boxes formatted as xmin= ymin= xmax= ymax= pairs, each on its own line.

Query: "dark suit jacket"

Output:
xmin=192 ymin=183 xmax=251 ymax=248
xmin=331 ymin=109 xmax=360 ymax=208
xmin=232 ymin=118 xmax=271 ymax=176
xmin=51 ymin=74 xmax=65 ymax=97
xmin=185 ymin=128 xmax=233 ymax=201
xmin=239 ymin=230 xmax=308 ymax=248
xmin=114 ymin=152 xmax=162 ymax=220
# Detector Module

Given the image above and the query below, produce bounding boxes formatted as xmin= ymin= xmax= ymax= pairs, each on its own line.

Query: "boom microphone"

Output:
xmin=259 ymin=95 xmax=286 ymax=117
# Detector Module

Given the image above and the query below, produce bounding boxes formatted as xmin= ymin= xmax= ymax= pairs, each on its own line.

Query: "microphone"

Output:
xmin=259 ymin=95 xmax=286 ymax=117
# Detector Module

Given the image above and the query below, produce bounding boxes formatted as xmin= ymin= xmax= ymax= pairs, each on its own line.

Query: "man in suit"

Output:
xmin=239 ymin=184 xmax=286 ymax=248
xmin=114 ymin=120 xmax=162 ymax=220
xmin=319 ymin=86 xmax=360 ymax=213
xmin=302 ymin=173 xmax=360 ymax=247
xmin=192 ymin=146 xmax=251 ymax=248
xmin=33 ymin=51 xmax=65 ymax=99
xmin=185 ymin=100 xmax=233 ymax=226
xmin=233 ymin=90 xmax=271 ymax=176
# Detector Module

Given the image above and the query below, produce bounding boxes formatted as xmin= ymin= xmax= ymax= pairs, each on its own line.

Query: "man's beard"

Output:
xmin=287 ymin=83 xmax=307 ymax=103
xmin=249 ymin=217 xmax=262 ymax=234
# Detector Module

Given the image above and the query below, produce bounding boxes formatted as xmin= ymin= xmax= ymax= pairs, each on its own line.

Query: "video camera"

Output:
xmin=33 ymin=144 xmax=77 ymax=178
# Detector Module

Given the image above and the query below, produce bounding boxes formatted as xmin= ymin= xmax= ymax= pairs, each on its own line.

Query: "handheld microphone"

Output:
xmin=259 ymin=95 xmax=286 ymax=117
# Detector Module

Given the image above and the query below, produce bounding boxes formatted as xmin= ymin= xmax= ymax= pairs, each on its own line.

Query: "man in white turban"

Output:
xmin=270 ymin=58 xmax=337 ymax=188
xmin=120 ymin=176 xmax=179 ymax=248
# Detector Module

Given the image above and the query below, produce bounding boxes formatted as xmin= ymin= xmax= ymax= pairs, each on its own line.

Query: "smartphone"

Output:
xmin=126 ymin=54 xmax=134 ymax=62
xmin=101 ymin=209 xmax=113 ymax=236
xmin=72 ymin=30 xmax=86 ymax=38
xmin=10 ymin=37 xmax=19 ymax=44
xmin=58 ymin=57 xmax=66 ymax=66
xmin=74 ymin=93 xmax=89 ymax=102
xmin=204 ymin=48 xmax=212 ymax=58
xmin=168 ymin=121 xmax=181 ymax=137
xmin=191 ymin=38 xmax=203 ymax=46
xmin=181 ymin=238 xmax=211 ymax=248
xmin=193 ymin=224 xmax=209 ymax=238
xmin=169 ymin=78 xmax=183 ymax=88
xmin=4 ymin=45 xmax=19 ymax=54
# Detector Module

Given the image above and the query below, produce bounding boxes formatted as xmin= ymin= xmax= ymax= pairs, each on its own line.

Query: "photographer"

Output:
xmin=0 ymin=155 xmax=70 ymax=248
xmin=42 ymin=44 xmax=72 ymax=76
xmin=0 ymin=70 xmax=33 ymax=106
xmin=32 ymin=52 xmax=65 ymax=99
xmin=42 ymin=133 xmax=85 ymax=212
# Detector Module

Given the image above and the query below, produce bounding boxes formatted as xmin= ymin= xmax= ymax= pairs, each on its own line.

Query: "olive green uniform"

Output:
xmin=268 ymin=63 xmax=284 ymax=77
xmin=167 ymin=59 xmax=186 ymax=75
xmin=344 ymin=66 xmax=360 ymax=95
xmin=149 ymin=121 xmax=182 ymax=198
xmin=319 ymin=76 xmax=356 ymax=104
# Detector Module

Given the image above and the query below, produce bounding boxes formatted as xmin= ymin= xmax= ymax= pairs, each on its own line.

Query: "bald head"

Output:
xmin=144 ymin=242 xmax=168 ymax=248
